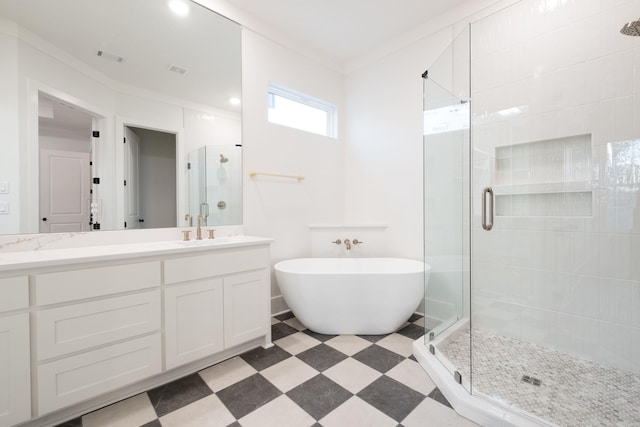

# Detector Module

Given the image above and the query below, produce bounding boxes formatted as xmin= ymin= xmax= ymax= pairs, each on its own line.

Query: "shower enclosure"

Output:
xmin=418 ymin=0 xmax=640 ymax=425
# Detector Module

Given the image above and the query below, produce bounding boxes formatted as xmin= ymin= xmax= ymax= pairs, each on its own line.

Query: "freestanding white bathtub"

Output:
xmin=274 ymin=258 xmax=430 ymax=335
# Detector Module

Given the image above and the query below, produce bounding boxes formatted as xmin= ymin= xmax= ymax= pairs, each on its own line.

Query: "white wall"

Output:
xmin=241 ymin=29 xmax=346 ymax=313
xmin=469 ymin=0 xmax=640 ymax=373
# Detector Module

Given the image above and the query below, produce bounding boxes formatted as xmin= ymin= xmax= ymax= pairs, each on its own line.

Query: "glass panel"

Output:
xmin=470 ymin=0 xmax=640 ymax=425
xmin=423 ymin=25 xmax=471 ymax=392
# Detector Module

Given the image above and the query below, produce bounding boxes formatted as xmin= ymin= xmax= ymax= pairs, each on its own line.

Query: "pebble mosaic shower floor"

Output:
xmin=441 ymin=329 xmax=640 ymax=426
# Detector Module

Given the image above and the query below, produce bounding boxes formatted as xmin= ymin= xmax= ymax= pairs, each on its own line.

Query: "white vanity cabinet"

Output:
xmin=163 ymin=245 xmax=270 ymax=369
xmin=33 ymin=262 xmax=163 ymax=415
xmin=0 ymin=277 xmax=31 ymax=427
xmin=0 ymin=237 xmax=272 ymax=426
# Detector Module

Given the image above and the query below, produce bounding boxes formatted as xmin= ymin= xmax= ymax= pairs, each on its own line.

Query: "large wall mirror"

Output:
xmin=0 ymin=0 xmax=242 ymax=235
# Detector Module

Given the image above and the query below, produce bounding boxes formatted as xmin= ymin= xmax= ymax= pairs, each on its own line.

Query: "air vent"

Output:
xmin=168 ymin=64 xmax=189 ymax=75
xmin=97 ymin=50 xmax=124 ymax=63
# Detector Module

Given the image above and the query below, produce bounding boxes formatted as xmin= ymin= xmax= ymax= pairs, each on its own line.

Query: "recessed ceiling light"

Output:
xmin=229 ymin=97 xmax=241 ymax=106
xmin=168 ymin=0 xmax=189 ymax=16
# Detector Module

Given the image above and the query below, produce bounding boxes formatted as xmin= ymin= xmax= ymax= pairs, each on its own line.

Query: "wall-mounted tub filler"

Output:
xmin=331 ymin=239 xmax=363 ymax=250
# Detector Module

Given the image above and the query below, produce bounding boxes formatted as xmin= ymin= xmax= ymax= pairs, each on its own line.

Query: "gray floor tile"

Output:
xmin=274 ymin=311 xmax=295 ymax=321
xmin=240 ymin=344 xmax=292 ymax=371
xmin=357 ymin=334 xmax=388 ymax=343
xmin=271 ymin=322 xmax=299 ymax=341
xmin=296 ymin=343 xmax=348 ymax=372
xmin=147 ymin=374 xmax=213 ymax=417
xmin=407 ymin=314 xmax=423 ymax=323
xmin=396 ymin=324 xmax=424 ymax=340
xmin=302 ymin=329 xmax=337 ymax=342
xmin=216 ymin=373 xmax=282 ymax=419
xmin=357 ymin=376 xmax=426 ymax=422
xmin=140 ymin=420 xmax=162 ymax=427
xmin=352 ymin=345 xmax=406 ymax=373
xmin=286 ymin=374 xmax=352 ymax=420
xmin=428 ymin=387 xmax=452 ymax=409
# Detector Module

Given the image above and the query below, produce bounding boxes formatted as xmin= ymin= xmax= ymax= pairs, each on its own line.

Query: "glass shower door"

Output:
xmin=423 ymin=26 xmax=471 ymax=391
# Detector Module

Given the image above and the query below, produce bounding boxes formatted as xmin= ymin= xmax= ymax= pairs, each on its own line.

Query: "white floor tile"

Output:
xmin=323 ymin=357 xmax=382 ymax=394
xmin=325 ymin=335 xmax=371 ymax=356
xmin=159 ymin=394 xmax=235 ymax=427
xmin=198 ymin=356 xmax=256 ymax=392
xmin=283 ymin=317 xmax=306 ymax=331
xmin=376 ymin=333 xmax=415 ymax=357
xmin=402 ymin=397 xmax=479 ymax=427
xmin=238 ymin=395 xmax=316 ymax=427
xmin=319 ymin=396 xmax=397 ymax=427
xmin=82 ymin=393 xmax=156 ymax=427
xmin=260 ymin=357 xmax=319 ymax=392
xmin=275 ymin=332 xmax=321 ymax=355
xmin=386 ymin=359 xmax=436 ymax=396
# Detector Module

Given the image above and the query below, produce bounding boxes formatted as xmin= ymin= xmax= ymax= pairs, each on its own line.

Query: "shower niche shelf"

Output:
xmin=493 ymin=134 xmax=592 ymax=217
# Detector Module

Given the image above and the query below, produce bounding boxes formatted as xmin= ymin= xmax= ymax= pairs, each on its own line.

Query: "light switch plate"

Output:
xmin=0 ymin=181 xmax=8 ymax=194
xmin=0 ymin=202 xmax=8 ymax=214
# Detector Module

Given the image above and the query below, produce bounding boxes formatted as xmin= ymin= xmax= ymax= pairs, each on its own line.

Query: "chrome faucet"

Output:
xmin=344 ymin=239 xmax=351 ymax=250
xmin=196 ymin=215 xmax=204 ymax=240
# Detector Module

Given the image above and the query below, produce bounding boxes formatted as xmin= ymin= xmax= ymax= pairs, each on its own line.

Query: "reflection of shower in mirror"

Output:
xmin=219 ymin=154 xmax=229 ymax=163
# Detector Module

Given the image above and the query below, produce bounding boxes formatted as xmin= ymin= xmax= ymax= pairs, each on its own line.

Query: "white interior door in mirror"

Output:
xmin=124 ymin=127 xmax=141 ymax=229
xmin=39 ymin=149 xmax=90 ymax=233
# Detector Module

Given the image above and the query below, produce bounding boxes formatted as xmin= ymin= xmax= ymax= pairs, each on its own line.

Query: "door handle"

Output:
xmin=42 ymin=217 xmax=47 ymax=222
xmin=481 ymin=187 xmax=494 ymax=231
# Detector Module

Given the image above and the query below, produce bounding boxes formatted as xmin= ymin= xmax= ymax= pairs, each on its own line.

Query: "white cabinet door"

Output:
xmin=165 ymin=279 xmax=224 ymax=370
xmin=0 ymin=313 xmax=31 ymax=426
xmin=224 ymin=270 xmax=269 ymax=348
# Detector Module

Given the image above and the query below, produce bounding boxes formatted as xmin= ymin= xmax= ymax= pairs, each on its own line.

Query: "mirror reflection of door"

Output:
xmin=38 ymin=94 xmax=93 ymax=233
xmin=123 ymin=126 xmax=177 ymax=229
xmin=123 ymin=127 xmax=141 ymax=229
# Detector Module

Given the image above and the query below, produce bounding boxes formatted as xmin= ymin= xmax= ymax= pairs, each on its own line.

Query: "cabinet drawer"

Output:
xmin=35 ymin=261 xmax=161 ymax=305
xmin=37 ymin=333 xmax=162 ymax=415
xmin=36 ymin=290 xmax=161 ymax=360
xmin=164 ymin=246 xmax=269 ymax=284
xmin=0 ymin=276 xmax=28 ymax=313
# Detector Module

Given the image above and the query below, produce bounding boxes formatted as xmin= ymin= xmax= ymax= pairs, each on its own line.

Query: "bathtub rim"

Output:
xmin=274 ymin=257 xmax=430 ymax=275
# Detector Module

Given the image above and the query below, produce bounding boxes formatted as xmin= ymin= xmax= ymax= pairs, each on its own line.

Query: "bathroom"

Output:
xmin=0 ymin=0 xmax=639 ymax=426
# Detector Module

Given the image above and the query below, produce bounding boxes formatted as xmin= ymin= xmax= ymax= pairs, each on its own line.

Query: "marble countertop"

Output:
xmin=0 ymin=236 xmax=273 ymax=272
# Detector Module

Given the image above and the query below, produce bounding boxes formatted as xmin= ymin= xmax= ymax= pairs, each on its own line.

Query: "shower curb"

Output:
xmin=413 ymin=337 xmax=550 ymax=427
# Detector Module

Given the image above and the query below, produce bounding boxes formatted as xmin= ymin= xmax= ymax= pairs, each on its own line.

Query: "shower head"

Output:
xmin=219 ymin=154 xmax=229 ymax=163
xmin=621 ymin=19 xmax=640 ymax=36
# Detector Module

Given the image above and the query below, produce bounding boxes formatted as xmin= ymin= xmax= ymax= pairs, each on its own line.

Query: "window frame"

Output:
xmin=267 ymin=82 xmax=337 ymax=138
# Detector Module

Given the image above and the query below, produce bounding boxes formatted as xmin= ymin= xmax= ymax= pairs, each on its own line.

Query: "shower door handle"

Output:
xmin=482 ymin=187 xmax=494 ymax=231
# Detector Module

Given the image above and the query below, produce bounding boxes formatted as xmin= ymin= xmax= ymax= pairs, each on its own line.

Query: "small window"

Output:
xmin=267 ymin=82 xmax=337 ymax=138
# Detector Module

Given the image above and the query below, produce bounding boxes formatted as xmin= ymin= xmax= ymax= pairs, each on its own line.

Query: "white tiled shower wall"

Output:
xmin=470 ymin=0 xmax=640 ymax=373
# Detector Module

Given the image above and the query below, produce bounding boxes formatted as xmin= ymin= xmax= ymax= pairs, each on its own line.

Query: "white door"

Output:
xmin=39 ymin=149 xmax=91 ymax=233
xmin=123 ymin=127 xmax=141 ymax=229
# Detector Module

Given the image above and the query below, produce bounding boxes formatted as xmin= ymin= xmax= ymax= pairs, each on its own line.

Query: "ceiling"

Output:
xmin=0 ymin=0 xmax=242 ymax=113
xmin=224 ymin=0 xmax=470 ymax=64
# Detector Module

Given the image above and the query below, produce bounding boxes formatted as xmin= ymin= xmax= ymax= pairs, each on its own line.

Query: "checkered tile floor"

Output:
xmin=55 ymin=313 xmax=478 ymax=427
